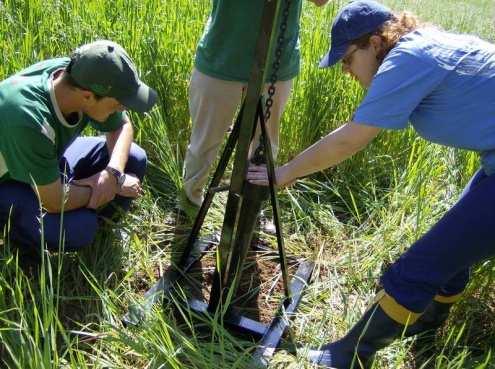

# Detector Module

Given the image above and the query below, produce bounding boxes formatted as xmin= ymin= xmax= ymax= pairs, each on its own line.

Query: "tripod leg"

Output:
xmin=178 ymin=105 xmax=245 ymax=267
xmin=256 ymin=99 xmax=291 ymax=299
xmin=208 ymin=102 xmax=269 ymax=311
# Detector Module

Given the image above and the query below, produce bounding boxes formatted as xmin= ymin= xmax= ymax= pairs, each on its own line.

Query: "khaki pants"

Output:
xmin=183 ymin=68 xmax=293 ymax=206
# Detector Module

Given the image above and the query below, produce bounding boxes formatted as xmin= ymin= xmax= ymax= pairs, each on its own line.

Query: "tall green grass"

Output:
xmin=0 ymin=0 xmax=494 ymax=368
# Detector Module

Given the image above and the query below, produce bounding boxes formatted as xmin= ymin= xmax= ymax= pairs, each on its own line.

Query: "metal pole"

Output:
xmin=208 ymin=0 xmax=284 ymax=311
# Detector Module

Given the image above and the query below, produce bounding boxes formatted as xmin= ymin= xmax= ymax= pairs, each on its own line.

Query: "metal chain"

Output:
xmin=264 ymin=0 xmax=292 ymax=122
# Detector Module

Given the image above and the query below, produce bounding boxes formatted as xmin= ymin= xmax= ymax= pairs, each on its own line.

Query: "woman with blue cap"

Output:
xmin=248 ymin=0 xmax=495 ymax=367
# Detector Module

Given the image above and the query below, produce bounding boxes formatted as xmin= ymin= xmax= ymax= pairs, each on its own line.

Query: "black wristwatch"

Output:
xmin=105 ymin=166 xmax=126 ymax=188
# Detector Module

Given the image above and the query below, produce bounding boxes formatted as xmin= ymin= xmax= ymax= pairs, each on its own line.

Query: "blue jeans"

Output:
xmin=382 ymin=168 xmax=493 ymax=312
xmin=0 ymin=137 xmax=146 ymax=251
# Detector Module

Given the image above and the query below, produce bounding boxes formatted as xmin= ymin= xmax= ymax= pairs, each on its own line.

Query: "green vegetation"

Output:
xmin=1 ymin=0 xmax=494 ymax=368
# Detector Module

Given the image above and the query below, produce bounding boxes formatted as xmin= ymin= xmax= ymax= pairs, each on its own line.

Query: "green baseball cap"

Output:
xmin=69 ymin=40 xmax=157 ymax=113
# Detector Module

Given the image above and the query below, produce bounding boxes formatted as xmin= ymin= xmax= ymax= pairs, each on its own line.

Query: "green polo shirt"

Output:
xmin=0 ymin=57 xmax=125 ymax=186
xmin=195 ymin=0 xmax=303 ymax=82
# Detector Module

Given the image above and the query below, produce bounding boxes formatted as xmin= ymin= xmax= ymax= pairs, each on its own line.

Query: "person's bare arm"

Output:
xmin=106 ymin=116 xmax=133 ymax=172
xmin=36 ymin=180 xmax=92 ymax=213
xmin=73 ymin=117 xmax=136 ymax=208
xmin=247 ymin=121 xmax=381 ymax=187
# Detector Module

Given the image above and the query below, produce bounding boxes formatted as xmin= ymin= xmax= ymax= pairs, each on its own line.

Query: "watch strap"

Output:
xmin=105 ymin=166 xmax=125 ymax=187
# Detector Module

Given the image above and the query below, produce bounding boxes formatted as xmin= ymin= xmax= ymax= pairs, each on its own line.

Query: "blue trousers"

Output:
xmin=0 ymin=137 xmax=147 ymax=251
xmin=382 ymin=168 xmax=493 ymax=312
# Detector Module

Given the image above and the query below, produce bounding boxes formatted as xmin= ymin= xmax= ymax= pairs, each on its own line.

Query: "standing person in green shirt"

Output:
xmin=0 ymin=40 xmax=157 ymax=253
xmin=180 ymin=0 xmax=329 ymax=216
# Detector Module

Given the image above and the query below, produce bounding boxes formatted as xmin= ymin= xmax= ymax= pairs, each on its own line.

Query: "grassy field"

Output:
xmin=1 ymin=0 xmax=495 ymax=368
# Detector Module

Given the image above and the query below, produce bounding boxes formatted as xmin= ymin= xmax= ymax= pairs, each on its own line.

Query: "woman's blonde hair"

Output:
xmin=352 ymin=11 xmax=422 ymax=62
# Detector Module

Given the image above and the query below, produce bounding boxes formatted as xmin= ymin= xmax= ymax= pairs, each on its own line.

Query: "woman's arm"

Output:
xmin=247 ymin=121 xmax=380 ymax=187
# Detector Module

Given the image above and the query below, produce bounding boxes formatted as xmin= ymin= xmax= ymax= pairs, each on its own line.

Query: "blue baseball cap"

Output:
xmin=319 ymin=0 xmax=393 ymax=68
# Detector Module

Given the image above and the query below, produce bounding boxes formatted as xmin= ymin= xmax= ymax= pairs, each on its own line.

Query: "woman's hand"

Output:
xmin=247 ymin=164 xmax=296 ymax=188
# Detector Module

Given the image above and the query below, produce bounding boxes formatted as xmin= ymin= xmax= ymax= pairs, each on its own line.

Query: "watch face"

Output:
xmin=106 ymin=166 xmax=124 ymax=186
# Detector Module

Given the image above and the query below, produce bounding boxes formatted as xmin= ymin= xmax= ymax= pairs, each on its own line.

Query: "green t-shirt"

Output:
xmin=195 ymin=0 xmax=303 ymax=82
xmin=0 ymin=57 xmax=125 ymax=186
